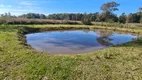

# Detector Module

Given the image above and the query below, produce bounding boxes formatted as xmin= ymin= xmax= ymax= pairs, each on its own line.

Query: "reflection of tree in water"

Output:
xmin=138 ymin=35 xmax=142 ymax=39
xmin=83 ymin=29 xmax=90 ymax=33
xmin=95 ymin=30 xmax=114 ymax=46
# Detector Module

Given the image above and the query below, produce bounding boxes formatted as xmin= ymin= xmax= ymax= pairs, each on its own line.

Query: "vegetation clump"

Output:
xmin=81 ymin=15 xmax=92 ymax=25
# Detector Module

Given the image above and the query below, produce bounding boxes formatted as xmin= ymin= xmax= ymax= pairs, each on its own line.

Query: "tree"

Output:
xmin=40 ymin=14 xmax=46 ymax=19
xmin=89 ymin=12 xmax=100 ymax=21
xmin=0 ymin=12 xmax=14 ymax=18
xmin=99 ymin=11 xmax=118 ymax=22
xmin=139 ymin=7 xmax=142 ymax=12
xmin=127 ymin=13 xmax=134 ymax=23
xmin=100 ymin=1 xmax=119 ymax=22
xmin=47 ymin=13 xmax=100 ymax=21
xmin=101 ymin=1 xmax=120 ymax=12
xmin=19 ymin=13 xmax=47 ymax=19
xmin=140 ymin=18 xmax=142 ymax=23
xmin=126 ymin=13 xmax=140 ymax=23
xmin=119 ymin=13 xmax=127 ymax=23
xmin=81 ymin=14 xmax=92 ymax=25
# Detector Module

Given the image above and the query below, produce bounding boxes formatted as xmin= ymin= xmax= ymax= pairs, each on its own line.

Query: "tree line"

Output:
xmin=0 ymin=1 xmax=142 ymax=24
xmin=46 ymin=2 xmax=142 ymax=24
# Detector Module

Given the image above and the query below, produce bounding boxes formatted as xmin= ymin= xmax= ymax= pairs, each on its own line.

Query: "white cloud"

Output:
xmin=0 ymin=8 xmax=34 ymax=15
xmin=8 ymin=5 xmax=12 ymax=8
xmin=0 ymin=4 xmax=12 ymax=8
xmin=0 ymin=1 xmax=49 ymax=15
xmin=0 ymin=8 xmax=47 ymax=16
xmin=19 ymin=1 xmax=34 ymax=6
xmin=19 ymin=0 xmax=52 ymax=6
xmin=0 ymin=4 xmax=5 ymax=7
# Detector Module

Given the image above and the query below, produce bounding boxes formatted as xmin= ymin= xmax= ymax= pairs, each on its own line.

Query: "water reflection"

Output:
xmin=95 ymin=30 xmax=114 ymax=46
xmin=26 ymin=30 xmax=138 ymax=54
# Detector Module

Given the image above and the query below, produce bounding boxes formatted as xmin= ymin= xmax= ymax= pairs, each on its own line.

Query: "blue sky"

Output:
xmin=0 ymin=0 xmax=142 ymax=15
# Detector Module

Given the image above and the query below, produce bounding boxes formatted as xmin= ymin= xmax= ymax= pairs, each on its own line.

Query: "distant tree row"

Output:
xmin=1 ymin=12 xmax=140 ymax=24
xmin=0 ymin=12 xmax=16 ymax=18
xmin=18 ymin=13 xmax=47 ymax=19
xmin=47 ymin=13 xmax=99 ymax=21
xmin=46 ymin=1 xmax=142 ymax=23
xmin=46 ymin=12 xmax=142 ymax=24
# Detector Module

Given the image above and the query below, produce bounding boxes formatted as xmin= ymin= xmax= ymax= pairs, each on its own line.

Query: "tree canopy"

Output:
xmin=18 ymin=13 xmax=47 ymax=19
xmin=101 ymin=1 xmax=120 ymax=12
xmin=139 ymin=7 xmax=142 ymax=12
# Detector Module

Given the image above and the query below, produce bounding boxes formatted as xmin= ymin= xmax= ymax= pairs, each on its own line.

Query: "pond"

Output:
xmin=26 ymin=29 xmax=138 ymax=54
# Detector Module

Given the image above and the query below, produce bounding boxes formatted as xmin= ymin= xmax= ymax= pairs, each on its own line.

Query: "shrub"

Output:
xmin=106 ymin=19 xmax=115 ymax=23
xmin=140 ymin=18 xmax=142 ymax=23
xmin=81 ymin=16 xmax=92 ymax=25
xmin=95 ymin=18 xmax=100 ymax=22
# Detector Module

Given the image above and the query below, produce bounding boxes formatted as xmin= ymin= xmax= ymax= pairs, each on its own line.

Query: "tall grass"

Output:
xmin=0 ymin=18 xmax=142 ymax=29
xmin=0 ymin=18 xmax=80 ymax=25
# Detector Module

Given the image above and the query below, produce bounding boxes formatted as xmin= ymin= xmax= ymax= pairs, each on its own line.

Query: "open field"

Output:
xmin=0 ymin=24 xmax=142 ymax=80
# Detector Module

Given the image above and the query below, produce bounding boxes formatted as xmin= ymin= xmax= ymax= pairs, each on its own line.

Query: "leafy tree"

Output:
xmin=99 ymin=11 xmax=118 ymax=22
xmin=100 ymin=1 xmax=119 ymax=22
xmin=95 ymin=18 xmax=100 ymax=22
xmin=119 ymin=13 xmax=127 ymax=23
xmin=0 ymin=12 xmax=15 ymax=18
xmin=89 ymin=12 xmax=100 ymax=21
xmin=101 ymin=1 xmax=120 ymax=12
xmin=81 ymin=15 xmax=92 ymax=25
xmin=140 ymin=18 xmax=142 ymax=23
xmin=138 ymin=8 xmax=142 ymax=22
xmin=139 ymin=7 xmax=142 ymax=12
xmin=127 ymin=13 xmax=140 ymax=23
xmin=40 ymin=14 xmax=47 ymax=19
xmin=127 ymin=13 xmax=133 ymax=23
xmin=19 ymin=13 xmax=47 ymax=19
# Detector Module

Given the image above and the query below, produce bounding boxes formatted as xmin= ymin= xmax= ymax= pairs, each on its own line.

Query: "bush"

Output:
xmin=95 ymin=18 xmax=100 ymax=22
xmin=106 ymin=19 xmax=115 ymax=23
xmin=81 ymin=16 xmax=92 ymax=25
xmin=140 ymin=18 xmax=142 ymax=23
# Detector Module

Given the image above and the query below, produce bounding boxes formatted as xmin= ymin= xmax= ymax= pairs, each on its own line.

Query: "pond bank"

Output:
xmin=17 ymin=25 xmax=142 ymax=50
xmin=16 ymin=24 xmax=142 ymax=34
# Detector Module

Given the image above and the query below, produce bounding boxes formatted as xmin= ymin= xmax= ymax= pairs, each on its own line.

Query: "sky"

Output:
xmin=0 ymin=0 xmax=142 ymax=16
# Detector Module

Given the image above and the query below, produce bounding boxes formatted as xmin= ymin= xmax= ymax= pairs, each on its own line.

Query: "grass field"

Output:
xmin=0 ymin=24 xmax=142 ymax=80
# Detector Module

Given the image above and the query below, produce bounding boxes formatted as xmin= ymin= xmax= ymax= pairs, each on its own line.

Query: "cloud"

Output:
xmin=0 ymin=0 xmax=51 ymax=15
xmin=0 ymin=8 xmax=32 ymax=12
xmin=0 ymin=7 xmax=47 ymax=16
xmin=0 ymin=8 xmax=35 ymax=15
xmin=8 ymin=5 xmax=12 ymax=8
xmin=19 ymin=0 xmax=53 ymax=6
xmin=0 ymin=4 xmax=12 ymax=8
xmin=19 ymin=1 xmax=34 ymax=6
xmin=0 ymin=4 xmax=4 ymax=7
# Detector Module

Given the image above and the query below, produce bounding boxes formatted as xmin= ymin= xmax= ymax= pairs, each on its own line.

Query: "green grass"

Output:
xmin=0 ymin=24 xmax=142 ymax=80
